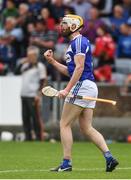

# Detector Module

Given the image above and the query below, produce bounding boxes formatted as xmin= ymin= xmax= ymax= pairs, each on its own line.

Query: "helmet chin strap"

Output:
xmin=61 ymin=24 xmax=84 ymax=38
xmin=68 ymin=24 xmax=84 ymax=36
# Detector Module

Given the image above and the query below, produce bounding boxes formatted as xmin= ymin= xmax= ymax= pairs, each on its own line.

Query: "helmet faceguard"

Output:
xmin=60 ymin=14 xmax=84 ymax=37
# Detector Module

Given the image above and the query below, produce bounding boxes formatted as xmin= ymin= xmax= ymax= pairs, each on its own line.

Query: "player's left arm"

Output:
xmin=58 ymin=54 xmax=85 ymax=98
xmin=65 ymin=54 xmax=85 ymax=92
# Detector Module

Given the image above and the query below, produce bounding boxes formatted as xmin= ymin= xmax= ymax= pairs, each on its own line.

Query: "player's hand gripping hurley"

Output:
xmin=42 ymin=86 xmax=116 ymax=106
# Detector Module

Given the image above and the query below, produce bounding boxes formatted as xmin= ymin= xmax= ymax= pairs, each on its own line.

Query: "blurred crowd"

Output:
xmin=0 ymin=0 xmax=131 ymax=84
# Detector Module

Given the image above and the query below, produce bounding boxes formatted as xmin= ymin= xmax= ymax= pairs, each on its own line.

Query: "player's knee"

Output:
xmin=60 ymin=119 xmax=70 ymax=129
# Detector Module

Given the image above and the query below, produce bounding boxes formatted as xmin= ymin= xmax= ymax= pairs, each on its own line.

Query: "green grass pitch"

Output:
xmin=0 ymin=142 xmax=131 ymax=179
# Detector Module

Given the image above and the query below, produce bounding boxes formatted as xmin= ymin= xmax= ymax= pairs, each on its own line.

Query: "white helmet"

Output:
xmin=61 ymin=14 xmax=84 ymax=34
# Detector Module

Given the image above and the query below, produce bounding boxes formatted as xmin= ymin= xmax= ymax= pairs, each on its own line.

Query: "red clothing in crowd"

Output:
xmin=93 ymin=34 xmax=116 ymax=60
xmin=94 ymin=65 xmax=112 ymax=82
xmin=93 ymin=34 xmax=116 ymax=82
xmin=46 ymin=17 xmax=55 ymax=30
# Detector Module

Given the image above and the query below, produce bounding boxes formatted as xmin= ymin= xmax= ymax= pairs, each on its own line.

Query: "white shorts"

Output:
xmin=65 ymin=79 xmax=98 ymax=108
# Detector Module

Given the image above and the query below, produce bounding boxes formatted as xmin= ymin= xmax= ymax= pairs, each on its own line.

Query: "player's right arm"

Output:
xmin=44 ymin=49 xmax=69 ymax=77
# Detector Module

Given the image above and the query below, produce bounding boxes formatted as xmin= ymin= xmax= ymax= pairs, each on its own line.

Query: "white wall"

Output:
xmin=0 ymin=76 xmax=22 ymax=125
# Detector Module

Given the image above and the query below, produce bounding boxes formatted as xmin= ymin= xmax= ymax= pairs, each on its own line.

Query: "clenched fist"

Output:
xmin=44 ymin=49 xmax=55 ymax=64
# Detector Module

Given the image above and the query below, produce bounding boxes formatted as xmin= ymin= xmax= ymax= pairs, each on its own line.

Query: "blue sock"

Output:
xmin=61 ymin=159 xmax=72 ymax=167
xmin=104 ymin=151 xmax=113 ymax=162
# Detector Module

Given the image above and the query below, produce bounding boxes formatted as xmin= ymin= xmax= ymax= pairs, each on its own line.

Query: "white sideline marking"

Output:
xmin=0 ymin=169 xmax=49 ymax=173
xmin=0 ymin=167 xmax=131 ymax=173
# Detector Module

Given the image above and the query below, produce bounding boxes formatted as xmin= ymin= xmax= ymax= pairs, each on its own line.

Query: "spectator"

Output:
xmin=50 ymin=0 xmax=68 ymax=22
xmin=29 ymin=19 xmax=58 ymax=61
xmin=93 ymin=25 xmax=116 ymax=82
xmin=0 ymin=17 xmax=23 ymax=72
xmin=110 ymin=5 xmax=128 ymax=40
xmin=70 ymin=0 xmax=92 ymax=19
xmin=27 ymin=22 xmax=35 ymax=35
xmin=17 ymin=3 xmax=30 ymax=26
xmin=40 ymin=7 xmax=55 ymax=30
xmin=17 ymin=3 xmax=30 ymax=56
xmin=122 ymin=0 xmax=131 ymax=19
xmin=94 ymin=64 xmax=112 ymax=82
xmin=117 ymin=23 xmax=131 ymax=58
xmin=90 ymin=0 xmax=121 ymax=17
xmin=81 ymin=7 xmax=105 ymax=43
xmin=90 ymin=0 xmax=124 ymax=17
xmin=17 ymin=3 xmax=37 ymax=56
xmin=18 ymin=2 xmax=37 ymax=25
xmin=28 ymin=0 xmax=42 ymax=16
xmin=2 ymin=0 xmax=18 ymax=22
xmin=15 ymin=46 xmax=47 ymax=141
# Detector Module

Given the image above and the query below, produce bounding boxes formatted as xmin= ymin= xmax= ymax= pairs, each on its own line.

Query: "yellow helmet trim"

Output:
xmin=61 ymin=14 xmax=84 ymax=32
xmin=65 ymin=14 xmax=83 ymax=27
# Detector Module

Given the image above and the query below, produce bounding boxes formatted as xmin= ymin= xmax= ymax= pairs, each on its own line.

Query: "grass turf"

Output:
xmin=0 ymin=142 xmax=131 ymax=179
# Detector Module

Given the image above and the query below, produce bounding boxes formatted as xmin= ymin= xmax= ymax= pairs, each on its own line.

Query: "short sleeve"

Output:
xmin=71 ymin=36 xmax=90 ymax=56
xmin=38 ymin=63 xmax=47 ymax=79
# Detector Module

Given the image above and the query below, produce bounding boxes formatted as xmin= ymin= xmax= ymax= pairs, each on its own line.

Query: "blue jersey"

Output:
xmin=65 ymin=34 xmax=95 ymax=81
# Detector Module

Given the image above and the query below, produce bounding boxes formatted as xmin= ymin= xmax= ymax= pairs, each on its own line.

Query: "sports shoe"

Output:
xmin=50 ymin=165 xmax=72 ymax=172
xmin=106 ymin=158 xmax=119 ymax=172
xmin=50 ymin=159 xmax=72 ymax=172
